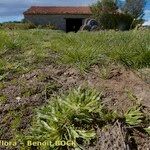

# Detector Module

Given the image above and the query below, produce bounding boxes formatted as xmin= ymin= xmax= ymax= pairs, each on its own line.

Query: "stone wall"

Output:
xmin=24 ymin=14 xmax=91 ymax=30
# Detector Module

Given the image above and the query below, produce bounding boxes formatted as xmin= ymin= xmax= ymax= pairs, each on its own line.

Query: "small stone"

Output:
xmin=16 ymin=97 xmax=21 ymax=101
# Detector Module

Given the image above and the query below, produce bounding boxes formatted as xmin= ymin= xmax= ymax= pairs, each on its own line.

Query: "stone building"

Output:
xmin=23 ymin=6 xmax=92 ymax=32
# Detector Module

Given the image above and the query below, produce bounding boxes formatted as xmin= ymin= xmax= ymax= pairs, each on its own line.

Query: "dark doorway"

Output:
xmin=66 ymin=18 xmax=83 ymax=32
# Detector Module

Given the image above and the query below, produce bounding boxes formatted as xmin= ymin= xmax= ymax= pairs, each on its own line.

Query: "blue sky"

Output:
xmin=0 ymin=0 xmax=150 ymax=24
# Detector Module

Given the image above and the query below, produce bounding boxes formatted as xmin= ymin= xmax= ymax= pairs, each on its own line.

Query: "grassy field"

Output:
xmin=0 ymin=29 xmax=150 ymax=76
xmin=0 ymin=29 xmax=150 ymax=150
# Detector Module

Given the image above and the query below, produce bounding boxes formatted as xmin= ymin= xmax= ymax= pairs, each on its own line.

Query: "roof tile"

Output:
xmin=24 ymin=6 xmax=92 ymax=15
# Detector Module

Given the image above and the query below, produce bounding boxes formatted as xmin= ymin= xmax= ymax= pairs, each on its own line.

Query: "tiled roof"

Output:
xmin=24 ymin=6 xmax=92 ymax=15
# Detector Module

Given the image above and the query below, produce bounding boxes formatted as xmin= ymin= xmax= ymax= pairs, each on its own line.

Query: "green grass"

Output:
xmin=50 ymin=31 xmax=150 ymax=70
xmin=0 ymin=29 xmax=62 ymax=80
xmin=0 ymin=29 xmax=150 ymax=79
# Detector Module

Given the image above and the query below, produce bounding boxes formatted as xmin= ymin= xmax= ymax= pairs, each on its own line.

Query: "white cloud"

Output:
xmin=143 ymin=20 xmax=150 ymax=26
xmin=0 ymin=0 xmax=94 ymax=16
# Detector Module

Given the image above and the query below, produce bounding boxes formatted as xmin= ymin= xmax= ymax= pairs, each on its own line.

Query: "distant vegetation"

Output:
xmin=90 ymin=0 xmax=146 ymax=30
xmin=0 ymin=22 xmax=57 ymax=30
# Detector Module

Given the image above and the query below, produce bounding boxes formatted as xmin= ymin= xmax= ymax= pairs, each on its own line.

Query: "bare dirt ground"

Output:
xmin=0 ymin=64 xmax=150 ymax=150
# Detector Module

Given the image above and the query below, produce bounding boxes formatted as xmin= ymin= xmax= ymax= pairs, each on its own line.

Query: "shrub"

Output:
xmin=93 ymin=12 xmax=134 ymax=30
xmin=90 ymin=5 xmax=134 ymax=31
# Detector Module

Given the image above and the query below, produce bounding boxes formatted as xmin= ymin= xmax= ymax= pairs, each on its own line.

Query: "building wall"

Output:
xmin=24 ymin=14 xmax=91 ymax=30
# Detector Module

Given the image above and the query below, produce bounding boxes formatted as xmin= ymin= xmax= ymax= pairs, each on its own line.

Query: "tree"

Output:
xmin=90 ymin=0 xmax=134 ymax=30
xmin=90 ymin=0 xmax=119 ymax=29
xmin=90 ymin=0 xmax=146 ymax=30
xmin=122 ymin=0 xmax=145 ymax=19
xmin=91 ymin=0 xmax=118 ymax=13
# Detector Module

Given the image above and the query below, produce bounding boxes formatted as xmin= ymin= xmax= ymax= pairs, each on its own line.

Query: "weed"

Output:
xmin=44 ymin=82 xmax=61 ymax=98
xmin=99 ymin=65 xmax=111 ymax=79
xmin=144 ymin=127 xmax=150 ymax=135
xmin=126 ymin=90 xmax=141 ymax=105
xmin=125 ymin=106 xmax=143 ymax=126
xmin=25 ymin=87 xmax=117 ymax=150
xmin=0 ymin=95 xmax=7 ymax=103
xmin=11 ymin=111 xmax=22 ymax=133
xmin=21 ymin=84 xmax=44 ymax=97
xmin=0 ymin=82 xmax=5 ymax=89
